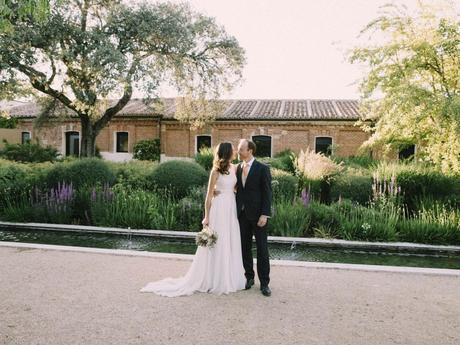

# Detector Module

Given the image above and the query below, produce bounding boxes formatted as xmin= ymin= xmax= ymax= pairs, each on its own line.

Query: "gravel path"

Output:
xmin=1 ymin=246 xmax=459 ymax=345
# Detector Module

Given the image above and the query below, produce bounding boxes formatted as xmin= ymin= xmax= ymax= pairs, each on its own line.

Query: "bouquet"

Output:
xmin=195 ymin=225 xmax=218 ymax=248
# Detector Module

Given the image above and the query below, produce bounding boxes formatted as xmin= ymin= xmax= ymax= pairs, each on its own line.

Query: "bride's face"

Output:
xmin=231 ymin=145 xmax=237 ymax=161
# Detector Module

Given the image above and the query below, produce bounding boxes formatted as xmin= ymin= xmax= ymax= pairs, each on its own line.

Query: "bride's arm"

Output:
xmin=231 ymin=163 xmax=238 ymax=193
xmin=203 ymin=169 xmax=219 ymax=226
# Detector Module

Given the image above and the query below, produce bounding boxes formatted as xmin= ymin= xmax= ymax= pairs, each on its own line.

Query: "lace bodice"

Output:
xmin=215 ymin=167 xmax=237 ymax=192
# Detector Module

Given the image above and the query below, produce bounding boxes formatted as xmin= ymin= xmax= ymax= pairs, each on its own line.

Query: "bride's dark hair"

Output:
xmin=213 ymin=142 xmax=233 ymax=174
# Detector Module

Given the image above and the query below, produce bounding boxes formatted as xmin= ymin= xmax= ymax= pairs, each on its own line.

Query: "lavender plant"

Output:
xmin=41 ymin=182 xmax=75 ymax=223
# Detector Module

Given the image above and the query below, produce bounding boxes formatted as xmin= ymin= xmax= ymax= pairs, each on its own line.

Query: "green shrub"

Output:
xmin=269 ymin=200 xmax=311 ymax=237
xmin=257 ymin=151 xmax=296 ymax=175
xmin=273 ymin=149 xmax=296 ymax=174
xmin=147 ymin=190 xmax=180 ymax=230
xmin=0 ymin=161 xmax=30 ymax=195
xmin=306 ymin=201 xmax=342 ymax=234
xmin=374 ymin=162 xmax=460 ymax=212
xmin=89 ymin=183 xmax=181 ymax=230
xmin=0 ymin=160 xmax=49 ymax=211
xmin=396 ymin=170 xmax=460 ymax=212
xmin=334 ymin=200 xmax=399 ymax=242
xmin=397 ymin=202 xmax=460 ymax=245
xmin=0 ymin=190 xmax=39 ymax=222
xmin=109 ymin=160 xmax=158 ymax=190
xmin=298 ymin=177 xmax=322 ymax=202
xmin=149 ymin=160 xmax=208 ymax=199
xmin=0 ymin=116 xmax=17 ymax=128
xmin=45 ymin=158 xmax=116 ymax=189
xmin=1 ymin=142 xmax=59 ymax=162
xmin=333 ymin=154 xmax=377 ymax=169
xmin=91 ymin=184 xmax=157 ymax=229
xmin=0 ymin=180 xmax=75 ymax=224
xmin=271 ymin=168 xmax=298 ymax=203
xmin=0 ymin=160 xmax=31 ymax=210
xmin=176 ymin=186 xmax=206 ymax=231
xmin=194 ymin=147 xmax=214 ymax=171
xmin=133 ymin=139 xmax=160 ymax=161
xmin=331 ymin=173 xmax=373 ymax=204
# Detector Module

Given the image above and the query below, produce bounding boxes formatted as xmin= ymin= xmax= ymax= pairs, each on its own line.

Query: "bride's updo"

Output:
xmin=213 ymin=142 xmax=233 ymax=175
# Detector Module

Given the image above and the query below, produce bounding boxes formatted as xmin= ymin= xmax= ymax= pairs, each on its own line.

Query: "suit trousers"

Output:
xmin=238 ymin=209 xmax=270 ymax=287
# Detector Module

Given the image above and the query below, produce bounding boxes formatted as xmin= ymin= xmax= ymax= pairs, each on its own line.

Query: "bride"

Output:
xmin=140 ymin=142 xmax=246 ymax=297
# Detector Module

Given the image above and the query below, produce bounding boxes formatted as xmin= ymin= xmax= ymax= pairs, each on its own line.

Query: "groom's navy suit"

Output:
xmin=236 ymin=159 xmax=272 ymax=287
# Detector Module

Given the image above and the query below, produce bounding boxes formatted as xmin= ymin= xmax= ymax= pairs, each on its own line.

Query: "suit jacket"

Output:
xmin=236 ymin=159 xmax=272 ymax=221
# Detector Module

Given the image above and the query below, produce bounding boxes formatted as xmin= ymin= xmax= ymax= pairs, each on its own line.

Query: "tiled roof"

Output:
xmin=3 ymin=98 xmax=360 ymax=120
xmin=162 ymin=99 xmax=360 ymax=120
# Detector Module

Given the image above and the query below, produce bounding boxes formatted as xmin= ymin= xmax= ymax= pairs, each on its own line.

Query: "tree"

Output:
xmin=0 ymin=110 xmax=17 ymax=128
xmin=1 ymin=0 xmax=50 ymax=32
xmin=349 ymin=1 xmax=460 ymax=175
xmin=1 ymin=0 xmax=51 ymax=98
xmin=0 ymin=0 xmax=245 ymax=157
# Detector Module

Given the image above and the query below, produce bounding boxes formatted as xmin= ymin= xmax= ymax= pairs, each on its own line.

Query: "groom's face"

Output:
xmin=237 ymin=140 xmax=250 ymax=161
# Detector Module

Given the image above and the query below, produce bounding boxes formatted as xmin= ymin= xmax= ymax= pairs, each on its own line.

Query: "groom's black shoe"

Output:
xmin=245 ymin=278 xmax=254 ymax=290
xmin=261 ymin=285 xmax=271 ymax=297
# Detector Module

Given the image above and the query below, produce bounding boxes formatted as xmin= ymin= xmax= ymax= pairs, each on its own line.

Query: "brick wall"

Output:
xmin=162 ymin=121 xmax=370 ymax=158
xmin=13 ymin=118 xmax=371 ymax=160
xmin=0 ymin=128 xmax=21 ymax=149
xmin=15 ymin=118 xmax=159 ymax=158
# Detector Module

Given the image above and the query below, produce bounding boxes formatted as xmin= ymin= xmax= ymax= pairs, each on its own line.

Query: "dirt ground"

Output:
xmin=1 ymin=245 xmax=459 ymax=345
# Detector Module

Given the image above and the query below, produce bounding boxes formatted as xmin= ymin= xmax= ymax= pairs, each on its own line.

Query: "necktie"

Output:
xmin=242 ymin=162 xmax=249 ymax=187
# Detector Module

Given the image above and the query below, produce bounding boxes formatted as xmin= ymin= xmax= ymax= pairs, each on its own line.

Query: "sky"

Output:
xmin=153 ymin=0 xmax=455 ymax=100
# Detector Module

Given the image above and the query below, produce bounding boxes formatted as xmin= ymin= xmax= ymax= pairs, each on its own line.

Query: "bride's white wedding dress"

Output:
xmin=140 ymin=167 xmax=246 ymax=297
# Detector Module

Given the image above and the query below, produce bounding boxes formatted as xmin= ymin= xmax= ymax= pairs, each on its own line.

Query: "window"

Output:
xmin=21 ymin=132 xmax=31 ymax=144
xmin=399 ymin=144 xmax=415 ymax=161
xmin=196 ymin=135 xmax=211 ymax=153
xmin=252 ymin=135 xmax=272 ymax=158
xmin=315 ymin=137 xmax=332 ymax=156
xmin=65 ymin=131 xmax=80 ymax=156
xmin=116 ymin=132 xmax=129 ymax=153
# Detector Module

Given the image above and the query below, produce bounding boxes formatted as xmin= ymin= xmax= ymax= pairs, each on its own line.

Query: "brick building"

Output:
xmin=2 ymin=98 xmax=369 ymax=161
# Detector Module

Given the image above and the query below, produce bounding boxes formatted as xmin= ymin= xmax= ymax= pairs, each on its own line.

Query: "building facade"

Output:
xmin=2 ymin=98 xmax=370 ymax=161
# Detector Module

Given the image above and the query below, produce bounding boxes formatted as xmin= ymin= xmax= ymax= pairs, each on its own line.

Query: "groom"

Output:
xmin=236 ymin=139 xmax=272 ymax=297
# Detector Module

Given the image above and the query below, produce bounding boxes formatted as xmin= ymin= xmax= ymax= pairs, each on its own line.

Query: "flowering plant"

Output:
xmin=294 ymin=148 xmax=343 ymax=182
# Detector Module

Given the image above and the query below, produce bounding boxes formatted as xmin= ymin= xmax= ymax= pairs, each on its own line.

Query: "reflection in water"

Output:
xmin=1 ymin=229 xmax=459 ymax=269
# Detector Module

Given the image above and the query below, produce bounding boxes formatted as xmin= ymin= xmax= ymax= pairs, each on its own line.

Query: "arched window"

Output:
xmin=315 ymin=137 xmax=332 ymax=156
xmin=399 ymin=144 xmax=416 ymax=161
xmin=65 ymin=131 xmax=80 ymax=156
xmin=196 ymin=135 xmax=212 ymax=153
xmin=252 ymin=135 xmax=272 ymax=158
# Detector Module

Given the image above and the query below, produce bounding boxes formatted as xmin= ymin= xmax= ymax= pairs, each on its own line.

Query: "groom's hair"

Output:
xmin=247 ymin=140 xmax=256 ymax=155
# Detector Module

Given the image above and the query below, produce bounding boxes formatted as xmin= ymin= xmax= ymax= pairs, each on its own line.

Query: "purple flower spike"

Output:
xmin=301 ymin=186 xmax=311 ymax=207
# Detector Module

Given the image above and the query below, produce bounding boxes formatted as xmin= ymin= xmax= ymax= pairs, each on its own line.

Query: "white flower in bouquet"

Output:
xmin=195 ymin=225 xmax=218 ymax=248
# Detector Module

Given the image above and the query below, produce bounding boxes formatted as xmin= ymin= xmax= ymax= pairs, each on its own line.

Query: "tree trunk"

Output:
xmin=80 ymin=118 xmax=97 ymax=158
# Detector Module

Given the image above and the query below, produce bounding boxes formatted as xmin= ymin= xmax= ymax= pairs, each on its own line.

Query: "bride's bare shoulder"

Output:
xmin=230 ymin=163 xmax=239 ymax=173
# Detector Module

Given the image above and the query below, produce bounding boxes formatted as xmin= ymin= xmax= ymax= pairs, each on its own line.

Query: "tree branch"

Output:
xmin=94 ymin=58 xmax=139 ymax=131
xmin=9 ymin=60 xmax=78 ymax=113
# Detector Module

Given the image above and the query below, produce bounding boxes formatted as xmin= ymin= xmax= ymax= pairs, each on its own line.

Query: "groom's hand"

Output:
xmin=213 ymin=190 xmax=221 ymax=197
xmin=257 ymin=215 xmax=268 ymax=228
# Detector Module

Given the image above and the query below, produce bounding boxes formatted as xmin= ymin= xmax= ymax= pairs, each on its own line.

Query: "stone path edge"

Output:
xmin=1 ymin=241 xmax=460 ymax=277
xmin=1 ymin=221 xmax=460 ymax=254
